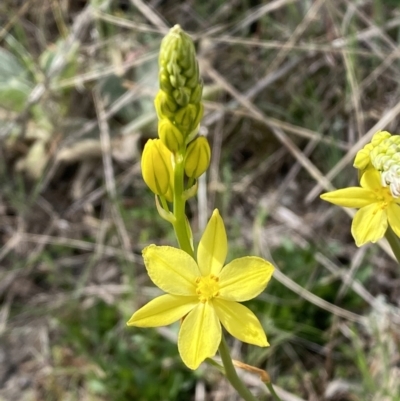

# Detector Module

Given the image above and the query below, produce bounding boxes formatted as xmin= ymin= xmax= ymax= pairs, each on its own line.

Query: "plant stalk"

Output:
xmin=385 ymin=226 xmax=400 ymax=265
xmin=172 ymin=150 xmax=194 ymax=258
xmin=264 ymin=382 xmax=283 ymax=401
xmin=219 ymin=335 xmax=259 ymax=401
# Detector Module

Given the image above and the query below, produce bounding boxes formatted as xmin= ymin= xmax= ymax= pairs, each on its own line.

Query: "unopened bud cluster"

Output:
xmin=370 ymin=134 xmax=400 ymax=197
xmin=353 ymin=131 xmax=391 ymax=171
xmin=141 ymin=25 xmax=211 ymax=202
xmin=353 ymin=131 xmax=400 ymax=198
xmin=155 ymin=25 xmax=204 ymax=152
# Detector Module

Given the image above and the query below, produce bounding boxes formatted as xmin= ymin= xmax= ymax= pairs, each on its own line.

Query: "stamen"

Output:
xmin=195 ymin=274 xmax=220 ymax=302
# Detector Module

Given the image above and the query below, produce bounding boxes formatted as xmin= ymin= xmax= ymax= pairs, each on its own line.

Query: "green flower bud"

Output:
xmin=185 ymin=136 xmax=211 ymax=178
xmin=370 ymin=133 xmax=400 ymax=171
xmin=172 ymin=87 xmax=191 ymax=107
xmin=190 ymin=84 xmax=203 ymax=104
xmin=154 ymin=90 xmax=177 ymax=120
xmin=370 ymin=133 xmax=400 ymax=197
xmin=158 ymin=118 xmax=184 ymax=153
xmin=156 ymin=25 xmax=203 ymax=147
xmin=159 ymin=71 xmax=173 ymax=93
xmin=371 ymin=130 xmax=391 ymax=146
xmin=353 ymin=131 xmax=392 ymax=171
xmin=353 ymin=143 xmax=374 ymax=171
xmin=141 ymin=139 xmax=174 ymax=201
xmin=158 ymin=26 xmax=202 ymax=119
xmin=175 ymin=103 xmax=203 ymax=133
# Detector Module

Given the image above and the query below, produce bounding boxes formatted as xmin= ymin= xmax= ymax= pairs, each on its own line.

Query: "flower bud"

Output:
xmin=158 ymin=118 xmax=184 ymax=153
xmin=159 ymin=25 xmax=198 ymax=94
xmin=156 ymin=25 xmax=203 ymax=143
xmin=154 ymin=90 xmax=177 ymax=120
xmin=172 ymin=87 xmax=191 ymax=107
xmin=184 ymin=136 xmax=211 ymax=178
xmin=190 ymin=84 xmax=203 ymax=104
xmin=370 ymin=132 xmax=400 ymax=197
xmin=141 ymin=139 xmax=174 ymax=201
xmin=175 ymin=103 xmax=203 ymax=133
xmin=354 ymin=131 xmax=392 ymax=170
xmin=353 ymin=143 xmax=373 ymax=171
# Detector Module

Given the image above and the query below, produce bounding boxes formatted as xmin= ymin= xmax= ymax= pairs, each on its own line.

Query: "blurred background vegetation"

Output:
xmin=1 ymin=0 xmax=400 ymax=400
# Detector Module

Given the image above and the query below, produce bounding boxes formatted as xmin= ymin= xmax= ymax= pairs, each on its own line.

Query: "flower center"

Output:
xmin=195 ymin=274 xmax=220 ymax=303
xmin=374 ymin=184 xmax=396 ymax=210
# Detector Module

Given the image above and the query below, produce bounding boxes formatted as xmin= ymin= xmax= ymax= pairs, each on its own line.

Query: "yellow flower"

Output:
xmin=321 ymin=169 xmax=400 ymax=246
xmin=127 ymin=209 xmax=274 ymax=370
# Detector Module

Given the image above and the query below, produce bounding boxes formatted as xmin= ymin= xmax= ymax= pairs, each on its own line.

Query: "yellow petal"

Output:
xmin=320 ymin=187 xmax=376 ymax=208
xmin=178 ymin=302 xmax=221 ymax=370
xmin=218 ymin=257 xmax=274 ymax=301
xmin=143 ymin=245 xmax=199 ymax=295
xmin=360 ymin=168 xmax=383 ymax=190
xmin=197 ymin=209 xmax=227 ymax=276
xmin=127 ymin=294 xmax=198 ymax=327
xmin=213 ymin=299 xmax=268 ymax=347
xmin=387 ymin=203 xmax=400 ymax=237
xmin=351 ymin=204 xmax=387 ymax=246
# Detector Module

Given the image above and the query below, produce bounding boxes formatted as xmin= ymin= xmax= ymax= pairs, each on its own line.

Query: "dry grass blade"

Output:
xmin=333 ymin=6 xmax=365 ymax=137
xmin=129 ymin=0 xmax=169 ymax=31
xmin=54 ymin=51 xmax=158 ymax=89
xmin=20 ymin=233 xmax=141 ymax=263
xmin=202 ymin=61 xmax=334 ymax=193
xmin=205 ymin=101 xmax=349 ymax=150
xmin=228 ymin=0 xmax=299 ymax=35
xmin=271 ymin=268 xmax=364 ymax=323
xmin=94 ymin=9 xmax=163 ymax=34
xmin=0 ymin=0 xmax=33 ymax=43
xmin=209 ymin=36 xmax=392 ymax=57
xmin=93 ymin=90 xmax=131 ymax=254
xmin=263 ymin=0 xmax=324 ymax=77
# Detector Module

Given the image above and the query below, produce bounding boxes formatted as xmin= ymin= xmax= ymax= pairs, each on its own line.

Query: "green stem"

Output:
xmin=385 ymin=226 xmax=400 ymax=265
xmin=173 ymin=150 xmax=194 ymax=258
xmin=264 ymin=382 xmax=283 ymax=401
xmin=160 ymin=196 xmax=170 ymax=212
xmin=218 ymin=335 xmax=259 ymax=401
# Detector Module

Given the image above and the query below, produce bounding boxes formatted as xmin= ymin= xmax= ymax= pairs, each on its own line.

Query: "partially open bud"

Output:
xmin=184 ymin=136 xmax=211 ymax=178
xmin=141 ymin=139 xmax=174 ymax=201
xmin=158 ymin=118 xmax=184 ymax=153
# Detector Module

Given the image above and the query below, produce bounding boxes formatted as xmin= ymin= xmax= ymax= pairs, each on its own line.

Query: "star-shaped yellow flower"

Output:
xmin=127 ymin=209 xmax=274 ymax=370
xmin=321 ymin=169 xmax=400 ymax=246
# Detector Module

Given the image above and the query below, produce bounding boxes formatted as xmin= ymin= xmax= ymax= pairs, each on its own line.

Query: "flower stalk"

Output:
xmin=385 ymin=226 xmax=400 ymax=265
xmin=219 ymin=335 xmax=259 ymax=401
xmin=264 ymin=382 xmax=283 ymax=401
xmin=172 ymin=148 xmax=194 ymax=257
